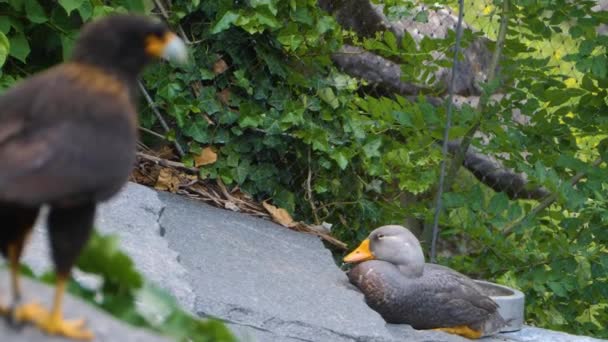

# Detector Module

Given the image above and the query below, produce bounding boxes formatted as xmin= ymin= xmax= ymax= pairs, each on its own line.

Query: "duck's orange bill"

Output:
xmin=343 ymin=239 xmax=375 ymax=263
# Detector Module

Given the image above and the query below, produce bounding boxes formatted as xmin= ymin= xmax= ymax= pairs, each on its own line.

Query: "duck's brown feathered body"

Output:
xmin=348 ymin=261 xmax=505 ymax=335
xmin=344 ymin=225 xmax=506 ymax=338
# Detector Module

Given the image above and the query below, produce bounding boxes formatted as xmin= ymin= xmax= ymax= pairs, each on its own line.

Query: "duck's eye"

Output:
xmin=377 ymin=234 xmax=385 ymax=239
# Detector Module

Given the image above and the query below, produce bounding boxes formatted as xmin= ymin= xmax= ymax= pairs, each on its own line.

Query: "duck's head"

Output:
xmin=343 ymin=225 xmax=426 ymax=277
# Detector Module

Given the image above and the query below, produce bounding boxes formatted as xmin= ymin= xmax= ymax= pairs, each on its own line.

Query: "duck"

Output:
xmin=343 ymin=225 xmax=506 ymax=339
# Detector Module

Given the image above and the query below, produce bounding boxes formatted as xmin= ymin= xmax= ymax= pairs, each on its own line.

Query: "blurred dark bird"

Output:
xmin=344 ymin=225 xmax=506 ymax=339
xmin=0 ymin=14 xmax=187 ymax=340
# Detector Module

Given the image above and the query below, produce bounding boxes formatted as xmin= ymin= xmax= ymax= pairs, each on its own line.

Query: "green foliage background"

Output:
xmin=0 ymin=0 xmax=607 ymax=338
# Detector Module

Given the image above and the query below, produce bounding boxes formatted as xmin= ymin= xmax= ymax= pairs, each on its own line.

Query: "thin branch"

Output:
xmin=153 ymin=0 xmax=169 ymax=18
xmin=138 ymin=81 xmax=185 ymax=157
xmin=502 ymin=157 xmax=603 ymax=236
xmin=429 ymin=0 xmax=466 ymax=263
xmin=136 ymin=152 xmax=198 ymax=172
xmin=154 ymin=0 xmax=191 ymax=44
xmin=306 ymin=148 xmax=321 ymax=225
xmin=427 ymin=0 xmax=510 ymax=258
xmin=444 ymin=0 xmax=510 ymax=187
xmin=139 ymin=126 xmax=168 ymax=140
xmin=315 ymin=201 xmax=359 ymax=212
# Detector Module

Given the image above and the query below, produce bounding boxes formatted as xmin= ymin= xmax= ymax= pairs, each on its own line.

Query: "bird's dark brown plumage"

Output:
xmin=0 ymin=14 xmax=187 ymax=340
xmin=0 ymin=62 xmax=137 ymax=206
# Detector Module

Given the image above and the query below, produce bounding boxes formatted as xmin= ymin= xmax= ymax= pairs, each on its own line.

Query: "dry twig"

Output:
xmin=136 ymin=152 xmax=198 ymax=172
xmin=137 ymin=82 xmax=186 ymax=157
xmin=134 ymin=153 xmax=348 ymax=249
xmin=502 ymin=157 xmax=604 ymax=236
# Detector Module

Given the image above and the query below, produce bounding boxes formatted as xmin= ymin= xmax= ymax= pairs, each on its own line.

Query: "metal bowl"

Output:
xmin=474 ymin=280 xmax=525 ymax=332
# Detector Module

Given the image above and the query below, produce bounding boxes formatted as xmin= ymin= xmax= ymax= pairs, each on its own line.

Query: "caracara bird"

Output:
xmin=0 ymin=15 xmax=187 ymax=340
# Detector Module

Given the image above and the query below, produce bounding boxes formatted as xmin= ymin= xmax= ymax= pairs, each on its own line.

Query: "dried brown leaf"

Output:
xmin=194 ymin=147 xmax=218 ymax=167
xmin=191 ymin=80 xmax=202 ymax=97
xmin=217 ymin=88 xmax=231 ymax=105
xmin=225 ymin=201 xmax=240 ymax=212
xmin=155 ymin=168 xmax=180 ymax=193
xmin=213 ymin=59 xmax=228 ymax=75
xmin=157 ymin=145 xmax=176 ymax=159
xmin=130 ymin=169 xmax=154 ymax=186
xmin=262 ymin=201 xmax=297 ymax=228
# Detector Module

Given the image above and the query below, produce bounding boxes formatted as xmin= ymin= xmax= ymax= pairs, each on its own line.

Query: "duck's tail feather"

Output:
xmin=475 ymin=311 xmax=507 ymax=337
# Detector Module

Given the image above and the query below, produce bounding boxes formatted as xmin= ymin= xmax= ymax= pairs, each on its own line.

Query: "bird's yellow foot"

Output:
xmin=0 ymin=301 xmax=7 ymax=315
xmin=10 ymin=302 xmax=92 ymax=340
xmin=12 ymin=302 xmax=49 ymax=324
xmin=34 ymin=313 xmax=93 ymax=341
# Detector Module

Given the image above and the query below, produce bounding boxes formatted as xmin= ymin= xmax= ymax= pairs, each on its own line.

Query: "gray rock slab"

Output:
xmin=16 ymin=182 xmax=606 ymax=341
xmin=158 ymin=191 xmax=469 ymax=342
xmin=0 ymin=270 xmax=169 ymax=342
xmin=21 ymin=183 xmax=195 ymax=312
xmin=500 ymin=327 xmax=606 ymax=342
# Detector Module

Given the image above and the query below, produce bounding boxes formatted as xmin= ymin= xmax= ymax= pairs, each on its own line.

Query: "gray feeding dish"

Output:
xmin=474 ymin=280 xmax=525 ymax=332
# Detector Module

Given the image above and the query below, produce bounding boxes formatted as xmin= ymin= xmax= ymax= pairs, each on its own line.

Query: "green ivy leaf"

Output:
xmin=9 ymin=33 xmax=30 ymax=63
xmin=60 ymin=31 xmax=77 ymax=61
xmin=58 ymin=0 xmax=84 ymax=15
xmin=198 ymin=87 xmax=221 ymax=114
xmin=92 ymin=4 xmax=117 ymax=18
xmin=591 ymin=55 xmax=607 ymax=79
xmin=363 ymin=138 xmax=382 ymax=158
xmin=25 ymin=0 xmax=48 ymax=24
xmin=277 ymin=23 xmax=304 ymax=51
xmin=77 ymin=231 xmax=143 ymax=289
xmin=383 ymin=31 xmax=398 ymax=52
xmin=123 ymin=0 xmax=155 ymax=13
xmin=331 ymin=151 xmax=349 ymax=170
xmin=183 ymin=116 xmax=210 ymax=143
xmin=316 ymin=15 xmax=334 ymax=34
xmin=211 ymin=11 xmax=240 ymax=34
xmin=318 ymin=87 xmax=339 ymax=109
xmin=488 ymin=193 xmax=509 ymax=216
xmin=234 ymin=159 xmax=251 ymax=184
xmin=413 ymin=10 xmax=428 ymax=23
xmin=77 ymin=1 xmax=93 ymax=21
xmin=233 ymin=69 xmax=252 ymax=94
xmin=0 ymin=16 xmax=10 ymax=33
xmin=0 ymin=32 xmax=9 ymax=68
xmin=293 ymin=7 xmax=313 ymax=25
xmin=249 ymin=0 xmax=278 ymax=15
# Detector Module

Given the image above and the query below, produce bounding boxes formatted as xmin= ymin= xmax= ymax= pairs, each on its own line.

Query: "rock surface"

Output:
xmin=15 ymin=182 xmax=607 ymax=342
xmin=0 ymin=270 xmax=170 ymax=342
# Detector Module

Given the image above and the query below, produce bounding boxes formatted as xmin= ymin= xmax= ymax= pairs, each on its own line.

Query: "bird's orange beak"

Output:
xmin=343 ymin=239 xmax=375 ymax=263
xmin=145 ymin=32 xmax=188 ymax=64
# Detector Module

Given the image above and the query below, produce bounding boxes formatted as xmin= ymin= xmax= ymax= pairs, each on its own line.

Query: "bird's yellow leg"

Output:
xmin=7 ymin=241 xmax=48 ymax=323
xmin=0 ymin=298 xmax=6 ymax=315
xmin=29 ymin=276 xmax=93 ymax=340
xmin=433 ymin=325 xmax=482 ymax=339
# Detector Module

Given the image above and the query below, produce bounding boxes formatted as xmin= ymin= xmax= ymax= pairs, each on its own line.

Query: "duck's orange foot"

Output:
xmin=34 ymin=313 xmax=94 ymax=341
xmin=433 ymin=325 xmax=482 ymax=339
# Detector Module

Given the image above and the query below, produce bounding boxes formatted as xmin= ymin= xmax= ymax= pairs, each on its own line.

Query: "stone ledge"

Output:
xmin=0 ymin=270 xmax=169 ymax=342
xmin=19 ymin=183 xmax=606 ymax=342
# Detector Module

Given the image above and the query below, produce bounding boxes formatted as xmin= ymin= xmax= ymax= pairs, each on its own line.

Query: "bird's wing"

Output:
xmin=419 ymin=270 xmax=499 ymax=326
xmin=0 ymin=65 xmax=137 ymax=206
